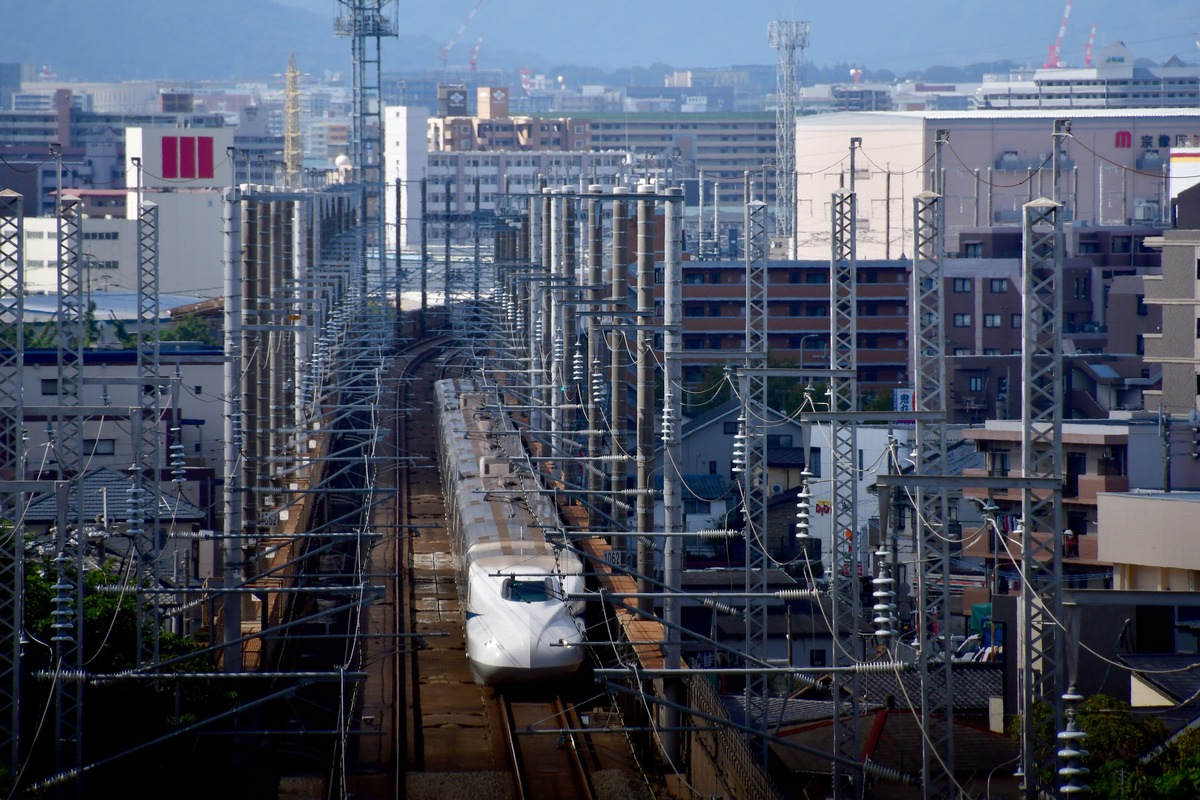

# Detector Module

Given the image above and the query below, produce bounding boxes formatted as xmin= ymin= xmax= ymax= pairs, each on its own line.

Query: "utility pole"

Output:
xmin=635 ymin=184 xmax=656 ymax=611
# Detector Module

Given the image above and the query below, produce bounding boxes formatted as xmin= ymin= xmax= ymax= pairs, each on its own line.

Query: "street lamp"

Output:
xmin=799 ymin=333 xmax=824 ymax=389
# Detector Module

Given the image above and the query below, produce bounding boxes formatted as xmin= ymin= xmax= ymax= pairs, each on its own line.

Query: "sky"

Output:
xmin=279 ymin=0 xmax=1200 ymax=72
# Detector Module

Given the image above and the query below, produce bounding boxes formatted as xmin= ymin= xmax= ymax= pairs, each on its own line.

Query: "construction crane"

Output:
xmin=439 ymin=0 xmax=486 ymax=69
xmin=1043 ymin=0 xmax=1072 ymax=68
xmin=469 ymin=34 xmax=484 ymax=72
xmin=283 ymin=53 xmax=302 ymax=189
xmin=1084 ymin=22 xmax=1097 ymax=67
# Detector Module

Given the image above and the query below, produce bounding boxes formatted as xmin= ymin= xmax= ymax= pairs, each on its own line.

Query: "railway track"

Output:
xmin=497 ymin=695 xmax=597 ymax=800
xmin=390 ymin=325 xmax=651 ymax=799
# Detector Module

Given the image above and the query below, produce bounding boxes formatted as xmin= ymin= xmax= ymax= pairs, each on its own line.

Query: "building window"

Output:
xmin=798 ymin=536 xmax=822 ymax=564
xmin=983 ymin=348 xmax=1000 ymax=356
xmin=984 ymin=313 xmax=1001 ymax=328
xmin=1011 ymin=313 xmax=1022 ymax=329
xmin=84 ymin=438 xmax=115 ymax=456
xmin=953 ymin=313 xmax=971 ymax=327
xmin=683 ymin=499 xmax=709 ymax=516
xmin=989 ymin=279 xmax=1007 ymax=293
xmin=954 ymin=348 xmax=970 ymax=356
xmin=808 ymin=447 xmax=821 ymax=477
xmin=40 ymin=379 xmax=58 ymax=395
xmin=953 ymin=278 xmax=971 ymax=293
xmin=969 ymin=376 xmax=983 ymax=392
xmin=1136 ymin=295 xmax=1147 ymax=316
xmin=1112 ymin=236 xmax=1131 ymax=254
xmin=964 ymin=242 xmax=983 ymax=258
xmin=723 ymin=421 xmax=739 ymax=434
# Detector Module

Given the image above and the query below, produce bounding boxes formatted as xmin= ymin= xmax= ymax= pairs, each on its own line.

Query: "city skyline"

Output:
xmin=3 ymin=1 xmax=1200 ymax=82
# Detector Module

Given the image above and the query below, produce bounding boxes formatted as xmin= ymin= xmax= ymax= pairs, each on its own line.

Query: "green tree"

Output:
xmin=159 ymin=314 xmax=219 ymax=347
xmin=684 ymin=364 xmax=732 ymax=415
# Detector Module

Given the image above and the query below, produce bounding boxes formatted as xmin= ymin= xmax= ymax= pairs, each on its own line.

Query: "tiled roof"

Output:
xmin=23 ymin=466 xmax=207 ymax=524
xmin=859 ymin=662 xmax=1004 ymax=713
xmin=768 ymin=447 xmax=807 ymax=467
xmin=720 ymin=693 xmax=882 ymax=730
xmin=653 ymin=473 xmax=733 ymax=501
xmin=1122 ymin=654 xmax=1200 ymax=706
xmin=772 ymin=708 xmax=1018 ymax=777
xmin=680 ymin=399 xmax=739 ymax=436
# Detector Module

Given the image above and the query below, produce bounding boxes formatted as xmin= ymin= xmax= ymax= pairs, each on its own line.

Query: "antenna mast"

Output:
xmin=768 ymin=20 xmax=809 ymax=258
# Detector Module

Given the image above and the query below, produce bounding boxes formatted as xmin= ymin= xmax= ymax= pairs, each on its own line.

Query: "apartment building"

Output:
xmin=793 ymin=109 xmax=1200 ymax=261
xmin=417 ymin=91 xmax=777 ymax=205
xmin=975 ymin=43 xmax=1200 ymax=111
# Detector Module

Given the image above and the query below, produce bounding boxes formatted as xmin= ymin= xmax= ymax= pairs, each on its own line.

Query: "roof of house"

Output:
xmin=859 ymin=662 xmax=1004 ymax=714
xmin=720 ymin=693 xmax=882 ymax=731
xmin=653 ymin=473 xmax=733 ymax=501
xmin=1121 ymin=654 xmax=1200 ymax=706
xmin=771 ymin=707 xmax=1018 ymax=779
xmin=23 ymin=466 xmax=206 ymax=524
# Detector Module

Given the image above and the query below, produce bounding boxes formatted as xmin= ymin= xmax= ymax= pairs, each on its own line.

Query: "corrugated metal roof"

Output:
xmin=23 ymin=293 xmax=204 ymax=321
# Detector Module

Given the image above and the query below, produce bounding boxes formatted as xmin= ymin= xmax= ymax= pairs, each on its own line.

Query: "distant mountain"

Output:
xmin=0 ymin=0 xmax=438 ymax=81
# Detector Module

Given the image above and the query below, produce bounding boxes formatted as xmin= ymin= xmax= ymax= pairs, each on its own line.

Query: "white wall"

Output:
xmin=126 ymin=189 xmax=228 ymax=296
xmin=794 ymin=110 xmax=1200 ymax=261
xmin=384 ymin=106 xmax=429 ymax=252
xmin=22 ymin=356 xmax=226 ymax=479
xmin=23 ymin=216 xmax=138 ymax=294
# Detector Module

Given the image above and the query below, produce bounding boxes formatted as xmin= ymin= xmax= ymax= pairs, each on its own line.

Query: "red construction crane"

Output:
xmin=439 ymin=0 xmax=486 ymax=69
xmin=469 ymin=34 xmax=484 ymax=72
xmin=1043 ymin=0 xmax=1073 ymax=69
xmin=1084 ymin=22 xmax=1097 ymax=68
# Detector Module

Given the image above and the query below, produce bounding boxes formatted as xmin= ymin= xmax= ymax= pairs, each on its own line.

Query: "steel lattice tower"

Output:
xmin=1019 ymin=194 xmax=1065 ymax=798
xmin=741 ymin=196 xmax=770 ymax=760
xmin=829 ymin=140 xmax=862 ymax=798
xmin=335 ymin=0 xmax=397 ymax=284
xmin=135 ymin=201 xmax=163 ymax=666
xmin=768 ymin=20 xmax=809 ymax=251
xmin=53 ymin=193 xmax=85 ymax=784
xmin=911 ymin=129 xmax=955 ymax=797
xmin=0 ymin=192 xmax=24 ymax=775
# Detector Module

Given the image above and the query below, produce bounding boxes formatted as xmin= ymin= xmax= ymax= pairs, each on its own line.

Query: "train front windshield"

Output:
xmin=506 ymin=579 xmax=551 ymax=603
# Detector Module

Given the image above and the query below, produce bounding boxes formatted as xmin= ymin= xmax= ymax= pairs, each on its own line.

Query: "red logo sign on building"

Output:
xmin=1114 ymin=131 xmax=1132 ymax=149
xmin=161 ymin=135 xmax=215 ymax=179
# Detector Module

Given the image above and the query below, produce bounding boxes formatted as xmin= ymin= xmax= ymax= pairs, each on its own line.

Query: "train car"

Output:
xmin=434 ymin=378 xmax=586 ymax=684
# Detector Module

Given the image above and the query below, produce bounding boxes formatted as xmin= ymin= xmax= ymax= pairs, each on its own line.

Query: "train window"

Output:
xmin=506 ymin=579 xmax=550 ymax=603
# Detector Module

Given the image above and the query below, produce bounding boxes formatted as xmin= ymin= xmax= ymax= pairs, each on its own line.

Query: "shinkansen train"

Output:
xmin=434 ymin=378 xmax=586 ymax=684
